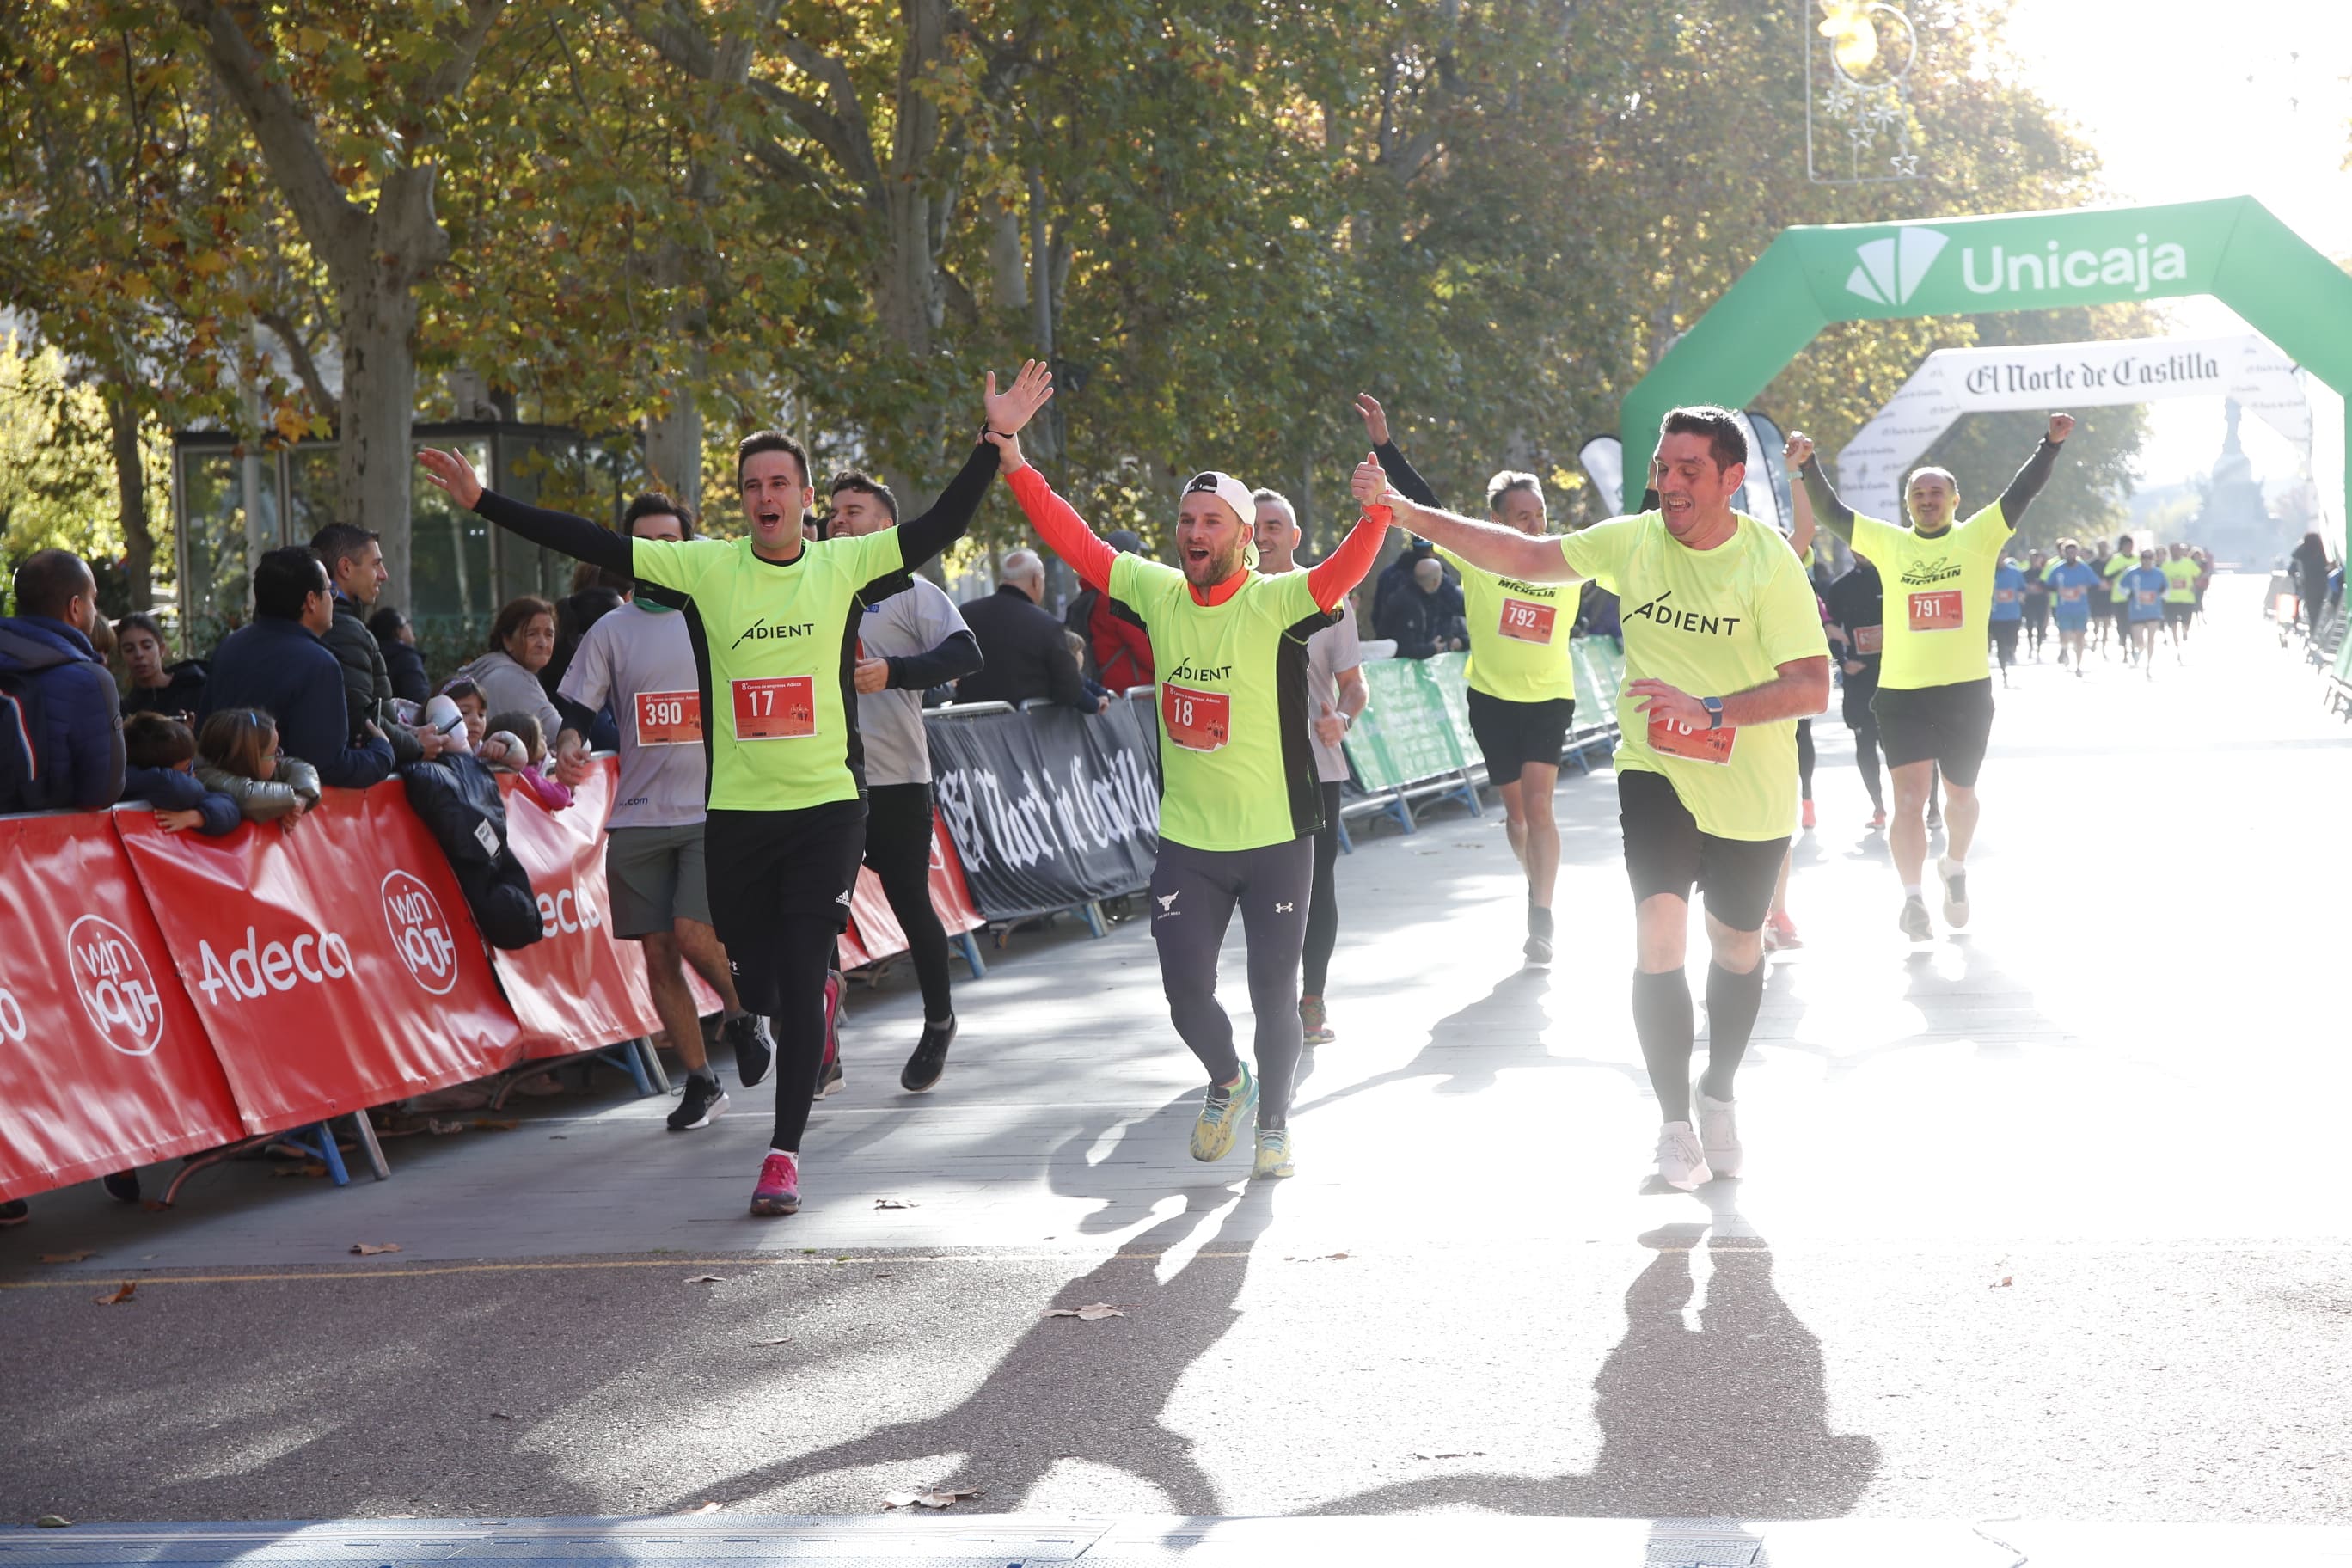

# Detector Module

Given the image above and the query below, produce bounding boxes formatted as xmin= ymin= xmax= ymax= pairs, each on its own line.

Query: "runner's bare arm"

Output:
xmin=1783 ymin=433 xmax=1854 ymax=547
xmin=1380 ymin=485 xmax=1585 ymax=584
xmin=1629 ymin=656 xmax=1830 ymax=730
xmin=1996 ymin=413 xmax=2074 ymax=528
xmin=1785 ymin=434 xmax=1818 ymax=558
xmin=420 ymin=448 xmax=634 ymax=573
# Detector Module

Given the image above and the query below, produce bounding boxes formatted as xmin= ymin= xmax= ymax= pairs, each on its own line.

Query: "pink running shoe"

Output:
xmin=750 ymin=1152 xmax=801 ymax=1217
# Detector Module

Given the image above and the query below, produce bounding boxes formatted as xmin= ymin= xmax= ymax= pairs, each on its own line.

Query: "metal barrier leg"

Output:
xmin=350 ymin=1111 xmax=391 ymax=1182
xmin=1335 ymin=816 xmax=1353 ymax=855
xmin=636 ymin=1037 xmax=671 ymax=1094
xmin=299 ymin=1122 xmax=352 ymax=1188
xmin=1077 ymin=901 xmax=1109 ymax=939
xmin=1455 ymin=769 xmax=1484 ymax=816
xmin=1386 ymin=792 xmax=1416 ymax=833
xmin=953 ymin=931 xmax=988 ymax=977
xmin=590 ymin=1040 xmax=657 ymax=1097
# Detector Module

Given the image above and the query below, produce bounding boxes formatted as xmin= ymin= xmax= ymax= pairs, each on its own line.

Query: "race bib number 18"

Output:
xmin=1161 ymin=683 xmax=1231 ymax=752
xmin=634 ymin=689 xmax=702 ymax=746
xmin=1497 ymin=597 xmax=1556 ymax=644
xmin=1647 ymin=714 xmax=1736 ymax=765
xmin=1908 ymin=590 xmax=1963 ymax=631
xmin=731 ymin=677 xmax=817 ymax=741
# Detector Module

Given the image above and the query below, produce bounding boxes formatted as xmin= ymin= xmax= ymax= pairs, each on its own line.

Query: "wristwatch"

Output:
xmin=1701 ymin=696 xmax=1725 ymax=731
xmin=1340 ymin=711 xmax=1354 ymax=731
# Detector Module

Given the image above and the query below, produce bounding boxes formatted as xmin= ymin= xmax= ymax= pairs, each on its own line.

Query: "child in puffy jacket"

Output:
xmin=194 ymin=707 xmax=321 ymax=829
xmin=481 ymin=710 xmax=573 ymax=812
xmin=119 ymin=713 xmax=240 ymax=836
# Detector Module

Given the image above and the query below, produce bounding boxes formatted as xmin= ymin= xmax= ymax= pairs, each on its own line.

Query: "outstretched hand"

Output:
xmin=1353 ymin=393 xmax=1390 ymax=447
xmin=2048 ymin=412 xmax=2075 ymax=443
xmin=1350 ymin=451 xmax=1399 ymax=513
xmin=418 ymin=447 xmax=484 ymax=511
xmin=985 ymin=359 xmax=1055 ymax=438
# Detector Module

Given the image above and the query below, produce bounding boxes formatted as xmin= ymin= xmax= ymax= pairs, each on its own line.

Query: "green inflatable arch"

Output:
xmin=1620 ymin=197 xmax=2352 ymax=549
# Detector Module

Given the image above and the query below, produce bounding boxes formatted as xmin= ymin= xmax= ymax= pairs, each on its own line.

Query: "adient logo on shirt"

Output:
xmin=1165 ymin=659 xmax=1233 ymax=684
xmin=729 ymin=616 xmax=818 ymax=651
xmin=1847 ymin=224 xmax=2190 ymax=306
xmin=1900 ymin=557 xmax=1961 ymax=587
xmin=1626 ymin=591 xmax=1741 ymax=637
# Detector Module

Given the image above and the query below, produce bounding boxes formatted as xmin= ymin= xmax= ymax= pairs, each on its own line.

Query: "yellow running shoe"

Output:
xmin=1252 ymin=1126 xmax=1295 ymax=1180
xmin=1189 ymin=1062 xmax=1256 ymax=1162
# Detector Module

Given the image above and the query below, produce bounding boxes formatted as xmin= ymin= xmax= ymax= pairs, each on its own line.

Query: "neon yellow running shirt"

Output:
xmin=1437 ymin=549 xmax=1583 ymax=703
xmin=1847 ymin=502 xmax=2009 ymax=690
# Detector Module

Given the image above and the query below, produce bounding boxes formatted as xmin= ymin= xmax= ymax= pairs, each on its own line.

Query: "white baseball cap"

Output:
xmin=1182 ymin=470 xmax=1259 ymax=568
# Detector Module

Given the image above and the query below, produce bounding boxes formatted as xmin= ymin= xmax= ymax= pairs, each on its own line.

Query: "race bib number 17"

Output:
xmin=731 ymin=677 xmax=817 ymax=741
xmin=1908 ymin=590 xmax=1963 ymax=631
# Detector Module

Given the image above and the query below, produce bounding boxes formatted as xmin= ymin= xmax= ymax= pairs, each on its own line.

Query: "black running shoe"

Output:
xmin=667 ymin=1073 xmax=730 ymax=1132
xmin=722 ymin=1014 xmax=775 ymax=1089
xmin=900 ymin=1015 xmax=958 ymax=1093
xmin=812 ymin=1056 xmax=845 ymax=1101
xmin=102 ymin=1170 xmax=140 ymax=1204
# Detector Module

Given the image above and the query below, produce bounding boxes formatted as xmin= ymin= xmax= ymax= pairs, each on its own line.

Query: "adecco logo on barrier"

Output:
xmin=382 ymin=870 xmax=461 ymax=995
xmin=537 ymin=883 xmax=604 ymax=940
xmin=66 ymin=914 xmax=166 ymax=1057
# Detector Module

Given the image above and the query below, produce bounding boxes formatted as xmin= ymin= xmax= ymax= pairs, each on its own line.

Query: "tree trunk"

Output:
xmin=107 ymin=387 xmax=155 ymax=612
xmin=339 ymin=274 xmax=422 ymax=612
xmin=644 ymin=346 xmax=706 ymax=514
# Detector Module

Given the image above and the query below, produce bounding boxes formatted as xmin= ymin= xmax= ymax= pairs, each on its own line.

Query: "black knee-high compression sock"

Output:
xmin=1700 ymin=960 xmax=1766 ymax=1102
xmin=1631 ymin=967 xmax=1695 ymax=1123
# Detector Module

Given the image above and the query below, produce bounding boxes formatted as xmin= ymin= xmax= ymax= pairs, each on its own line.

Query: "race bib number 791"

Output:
xmin=1908 ymin=590 xmax=1963 ymax=631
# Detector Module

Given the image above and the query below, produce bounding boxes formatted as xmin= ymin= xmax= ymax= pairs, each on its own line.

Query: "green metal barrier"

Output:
xmin=1344 ymin=658 xmax=1481 ymax=830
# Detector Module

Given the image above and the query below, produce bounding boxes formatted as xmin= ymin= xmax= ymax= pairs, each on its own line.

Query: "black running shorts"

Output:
xmin=1871 ymin=677 xmax=1994 ymax=788
xmin=1466 ymin=688 xmax=1574 ymax=780
xmin=703 ymin=799 xmax=867 ymax=1014
xmin=2164 ymin=601 xmax=2193 ymax=628
xmin=1617 ymin=770 xmax=1788 ymax=934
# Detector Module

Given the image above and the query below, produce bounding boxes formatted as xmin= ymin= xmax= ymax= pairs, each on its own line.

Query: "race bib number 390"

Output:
xmin=634 ymin=689 xmax=702 ymax=746
xmin=1908 ymin=590 xmax=1963 ymax=631
xmin=731 ymin=677 xmax=817 ymax=741
xmin=1647 ymin=714 xmax=1736 ymax=765
xmin=1161 ymin=683 xmax=1231 ymax=752
xmin=1497 ymin=597 xmax=1557 ymax=644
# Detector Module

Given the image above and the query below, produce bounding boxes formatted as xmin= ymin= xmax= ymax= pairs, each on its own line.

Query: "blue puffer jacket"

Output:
xmin=0 ymin=615 xmax=124 ymax=812
xmin=120 ymin=763 xmax=241 ymax=836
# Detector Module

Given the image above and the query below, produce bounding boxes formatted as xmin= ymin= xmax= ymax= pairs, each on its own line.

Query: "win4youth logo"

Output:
xmin=1844 ymin=227 xmax=1948 ymax=307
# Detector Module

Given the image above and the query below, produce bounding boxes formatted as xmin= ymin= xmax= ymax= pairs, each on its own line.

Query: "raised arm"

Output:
xmin=1784 ymin=432 xmax=1854 ymax=546
xmin=998 ymin=455 xmax=1118 ymax=591
xmin=419 ymin=448 xmax=634 ymax=574
xmin=1997 ymin=413 xmax=2074 ymax=526
xmin=1371 ymin=459 xmax=1584 ymax=585
xmin=891 ymin=441 xmax=1002 ymax=573
xmin=1307 ymin=499 xmax=1393 ymax=611
xmin=1785 ymin=433 xmax=1818 ymax=560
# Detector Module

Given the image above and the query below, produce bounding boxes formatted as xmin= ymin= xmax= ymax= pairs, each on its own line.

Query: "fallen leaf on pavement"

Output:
xmin=426 ymin=1118 xmax=466 ymax=1136
xmin=488 ymin=1412 xmax=512 ymax=1420
xmin=1991 ymin=1276 xmax=2013 ymax=1288
xmin=350 ymin=1243 xmax=401 ymax=1256
xmin=1410 ymin=1449 xmax=1483 ymax=1461
xmin=686 ymin=1274 xmax=725 ymax=1284
xmin=1288 ymin=1252 xmax=1350 ymax=1262
xmin=1044 ymin=1302 xmax=1124 ymax=1320
xmin=34 ymin=1516 xmax=69 ymax=1528
xmin=753 ymin=1337 xmax=792 ymax=1346
xmin=39 ymin=1251 xmax=96 ymax=1264
xmin=269 ymin=1161 xmax=328 ymax=1179
xmin=471 ymin=1118 xmax=520 ymax=1132
xmin=884 ymin=1488 xmax=980 ymax=1510
xmin=680 ymin=1502 xmax=721 ymax=1515
xmin=140 ymin=1199 xmax=170 ymax=1212
xmin=93 ymin=1283 xmax=136 ymax=1306
xmin=874 ymin=1198 xmax=917 ymax=1210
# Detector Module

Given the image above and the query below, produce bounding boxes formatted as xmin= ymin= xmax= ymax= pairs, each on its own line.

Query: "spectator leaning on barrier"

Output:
xmin=119 ymin=712 xmax=239 ymax=836
xmin=0 ymin=548 xmax=126 ymax=812
xmin=195 ymin=707 xmax=322 ymax=828
xmin=956 ymin=548 xmax=1104 ymax=713
xmin=115 ymin=612 xmax=207 ymax=723
xmin=455 ymin=597 xmax=583 ymax=784
xmin=830 ymin=469 xmax=985 ymax=1092
xmin=198 ymin=547 xmax=396 ymax=791
xmin=369 ymin=606 xmax=432 ymax=704
xmin=554 ymin=492 xmax=775 ymax=1132
xmin=310 ymin=522 xmax=440 ymax=768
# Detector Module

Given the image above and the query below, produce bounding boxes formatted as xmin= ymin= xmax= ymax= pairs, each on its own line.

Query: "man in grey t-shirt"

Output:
xmin=1253 ymin=490 xmax=1368 ymax=1047
xmin=830 ymin=472 xmax=984 ymax=1093
xmin=556 ymin=494 xmax=775 ymax=1132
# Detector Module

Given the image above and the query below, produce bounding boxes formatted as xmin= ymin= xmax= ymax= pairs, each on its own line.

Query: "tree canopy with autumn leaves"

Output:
xmin=3 ymin=0 xmax=2154 ymax=615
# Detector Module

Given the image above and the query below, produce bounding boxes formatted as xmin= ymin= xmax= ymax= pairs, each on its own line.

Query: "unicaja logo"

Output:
xmin=1846 ymin=228 xmax=1947 ymax=306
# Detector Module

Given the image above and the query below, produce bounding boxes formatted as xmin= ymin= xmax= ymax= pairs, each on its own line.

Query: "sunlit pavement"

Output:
xmin=3 ymin=577 xmax=2347 ymax=1560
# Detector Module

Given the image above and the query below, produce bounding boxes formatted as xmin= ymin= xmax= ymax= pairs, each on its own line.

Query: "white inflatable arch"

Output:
xmin=1834 ymin=334 xmax=2312 ymax=521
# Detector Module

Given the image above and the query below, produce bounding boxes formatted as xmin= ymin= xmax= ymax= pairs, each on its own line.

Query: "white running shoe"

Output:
xmin=1651 ymin=1121 xmax=1713 ymax=1192
xmin=1938 ymin=854 xmax=1970 ymax=928
xmin=1693 ymin=1081 xmax=1743 ymax=1179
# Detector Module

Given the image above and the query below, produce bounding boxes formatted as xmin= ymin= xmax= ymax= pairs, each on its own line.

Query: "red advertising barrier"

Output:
xmin=0 ymin=812 xmax=248 ymax=1203
xmin=928 ymin=808 xmax=987 ymax=936
xmin=116 ymin=786 xmax=522 ymax=1130
xmin=834 ymin=808 xmax=986 ymax=971
xmin=493 ymin=767 xmax=663 ymax=1057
